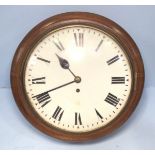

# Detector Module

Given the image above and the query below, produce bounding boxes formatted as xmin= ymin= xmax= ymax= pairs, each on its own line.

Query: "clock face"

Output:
xmin=24 ymin=25 xmax=132 ymax=133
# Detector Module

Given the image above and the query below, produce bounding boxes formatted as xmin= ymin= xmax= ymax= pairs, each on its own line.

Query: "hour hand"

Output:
xmin=55 ymin=54 xmax=69 ymax=69
xmin=55 ymin=54 xmax=76 ymax=77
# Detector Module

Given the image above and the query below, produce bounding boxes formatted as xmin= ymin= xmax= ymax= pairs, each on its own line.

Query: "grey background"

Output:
xmin=0 ymin=5 xmax=155 ymax=149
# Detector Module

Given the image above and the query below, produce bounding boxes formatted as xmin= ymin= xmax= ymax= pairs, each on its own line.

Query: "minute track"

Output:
xmin=24 ymin=24 xmax=133 ymax=134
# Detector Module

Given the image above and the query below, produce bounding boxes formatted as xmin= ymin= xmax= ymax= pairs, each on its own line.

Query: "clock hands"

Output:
xmin=33 ymin=54 xmax=82 ymax=99
xmin=55 ymin=54 xmax=76 ymax=78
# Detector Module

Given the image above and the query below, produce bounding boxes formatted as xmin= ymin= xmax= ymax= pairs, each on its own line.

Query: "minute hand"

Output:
xmin=46 ymin=80 xmax=75 ymax=93
xmin=33 ymin=80 xmax=76 ymax=98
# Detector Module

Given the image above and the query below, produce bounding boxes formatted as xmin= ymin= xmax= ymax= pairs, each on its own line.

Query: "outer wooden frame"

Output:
xmin=11 ymin=12 xmax=144 ymax=142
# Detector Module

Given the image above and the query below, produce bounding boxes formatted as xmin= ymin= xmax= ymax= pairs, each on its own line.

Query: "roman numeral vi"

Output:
xmin=75 ymin=112 xmax=82 ymax=125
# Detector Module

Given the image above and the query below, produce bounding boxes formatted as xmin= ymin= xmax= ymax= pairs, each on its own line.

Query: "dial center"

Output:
xmin=74 ymin=76 xmax=81 ymax=83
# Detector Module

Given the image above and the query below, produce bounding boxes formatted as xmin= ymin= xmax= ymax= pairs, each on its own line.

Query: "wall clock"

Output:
xmin=11 ymin=12 xmax=144 ymax=142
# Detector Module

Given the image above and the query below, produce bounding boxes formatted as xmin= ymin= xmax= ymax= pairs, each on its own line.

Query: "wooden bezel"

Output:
xmin=11 ymin=12 xmax=144 ymax=142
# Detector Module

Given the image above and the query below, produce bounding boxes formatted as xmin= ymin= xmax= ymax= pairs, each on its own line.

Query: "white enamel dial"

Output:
xmin=24 ymin=25 xmax=132 ymax=133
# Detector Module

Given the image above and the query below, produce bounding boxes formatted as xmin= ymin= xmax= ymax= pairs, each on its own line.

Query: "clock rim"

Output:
xmin=10 ymin=12 xmax=145 ymax=142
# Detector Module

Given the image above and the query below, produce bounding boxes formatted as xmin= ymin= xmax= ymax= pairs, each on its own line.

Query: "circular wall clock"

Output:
xmin=11 ymin=12 xmax=144 ymax=142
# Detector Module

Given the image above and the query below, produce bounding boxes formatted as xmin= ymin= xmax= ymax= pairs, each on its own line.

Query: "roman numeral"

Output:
xmin=37 ymin=57 xmax=50 ymax=63
xmin=95 ymin=40 xmax=103 ymax=51
xmin=53 ymin=40 xmax=64 ymax=51
xmin=95 ymin=109 xmax=103 ymax=119
xmin=32 ymin=77 xmax=46 ymax=84
xmin=75 ymin=112 xmax=82 ymax=125
xmin=32 ymin=92 xmax=51 ymax=107
xmin=107 ymin=55 xmax=119 ymax=65
xmin=74 ymin=33 xmax=84 ymax=47
xmin=112 ymin=77 xmax=125 ymax=84
xmin=52 ymin=106 xmax=64 ymax=121
xmin=105 ymin=93 xmax=120 ymax=107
